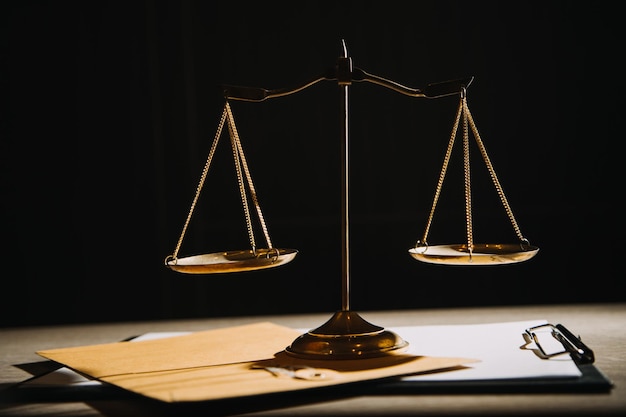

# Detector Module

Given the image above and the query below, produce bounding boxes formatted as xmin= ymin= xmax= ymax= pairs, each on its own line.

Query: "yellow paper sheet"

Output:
xmin=37 ymin=321 xmax=477 ymax=403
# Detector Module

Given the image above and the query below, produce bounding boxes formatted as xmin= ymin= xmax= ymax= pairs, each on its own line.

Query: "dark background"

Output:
xmin=2 ymin=1 xmax=623 ymax=328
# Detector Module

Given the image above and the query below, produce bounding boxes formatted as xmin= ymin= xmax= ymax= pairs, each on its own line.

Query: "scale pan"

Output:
xmin=408 ymin=243 xmax=538 ymax=266
xmin=166 ymin=248 xmax=298 ymax=274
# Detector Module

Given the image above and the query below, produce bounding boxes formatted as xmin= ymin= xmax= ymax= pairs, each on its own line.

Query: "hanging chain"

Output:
xmin=165 ymin=101 xmax=277 ymax=266
xmin=417 ymin=90 xmax=528 ymax=251
xmin=461 ymin=90 xmax=474 ymax=255
xmin=463 ymin=99 xmax=527 ymax=244
xmin=166 ymin=105 xmax=228 ymax=263
xmin=225 ymin=102 xmax=274 ymax=253
xmin=225 ymin=103 xmax=257 ymax=251
xmin=419 ymin=94 xmax=463 ymax=247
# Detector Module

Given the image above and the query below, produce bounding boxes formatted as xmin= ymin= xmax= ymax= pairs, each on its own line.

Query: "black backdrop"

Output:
xmin=2 ymin=1 xmax=623 ymax=327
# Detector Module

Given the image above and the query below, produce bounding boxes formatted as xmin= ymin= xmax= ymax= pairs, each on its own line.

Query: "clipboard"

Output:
xmin=367 ymin=320 xmax=613 ymax=394
xmin=364 ymin=363 xmax=613 ymax=394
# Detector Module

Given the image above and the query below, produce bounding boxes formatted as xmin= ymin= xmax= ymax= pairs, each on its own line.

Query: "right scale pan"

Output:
xmin=409 ymin=88 xmax=539 ymax=267
xmin=408 ymin=243 xmax=539 ymax=266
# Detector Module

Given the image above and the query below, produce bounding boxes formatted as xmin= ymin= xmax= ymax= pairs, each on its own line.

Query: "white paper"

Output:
xmin=388 ymin=320 xmax=582 ymax=381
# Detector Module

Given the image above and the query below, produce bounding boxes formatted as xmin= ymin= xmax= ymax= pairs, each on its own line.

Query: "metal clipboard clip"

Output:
xmin=523 ymin=323 xmax=595 ymax=364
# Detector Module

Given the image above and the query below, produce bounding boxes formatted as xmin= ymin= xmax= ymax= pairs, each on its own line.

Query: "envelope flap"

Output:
xmin=37 ymin=322 xmax=300 ymax=378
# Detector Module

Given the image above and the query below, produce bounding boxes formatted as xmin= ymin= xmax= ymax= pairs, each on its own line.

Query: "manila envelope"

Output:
xmin=37 ymin=321 xmax=477 ymax=403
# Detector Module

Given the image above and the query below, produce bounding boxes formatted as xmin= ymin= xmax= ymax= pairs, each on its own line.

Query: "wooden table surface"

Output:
xmin=1 ymin=303 xmax=625 ymax=416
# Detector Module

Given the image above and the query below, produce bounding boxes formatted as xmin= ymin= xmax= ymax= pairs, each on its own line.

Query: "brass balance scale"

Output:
xmin=164 ymin=40 xmax=539 ymax=359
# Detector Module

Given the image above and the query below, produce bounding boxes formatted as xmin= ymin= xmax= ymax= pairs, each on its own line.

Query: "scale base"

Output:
xmin=285 ymin=310 xmax=408 ymax=359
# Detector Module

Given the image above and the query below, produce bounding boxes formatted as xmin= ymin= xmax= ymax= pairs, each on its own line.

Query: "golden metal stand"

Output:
xmin=165 ymin=40 xmax=538 ymax=359
xmin=285 ymin=311 xmax=408 ymax=359
xmin=286 ymin=42 xmax=409 ymax=358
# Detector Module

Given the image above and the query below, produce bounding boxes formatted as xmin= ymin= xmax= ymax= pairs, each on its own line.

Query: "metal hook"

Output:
xmin=164 ymin=255 xmax=177 ymax=266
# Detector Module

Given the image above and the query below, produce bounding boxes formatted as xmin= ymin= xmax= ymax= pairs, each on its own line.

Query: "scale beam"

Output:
xmin=222 ymin=51 xmax=473 ymax=101
xmin=223 ymin=71 xmax=473 ymax=101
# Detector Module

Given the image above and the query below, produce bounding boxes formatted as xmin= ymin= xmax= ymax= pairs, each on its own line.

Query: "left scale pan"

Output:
xmin=166 ymin=102 xmax=297 ymax=275
xmin=165 ymin=248 xmax=298 ymax=274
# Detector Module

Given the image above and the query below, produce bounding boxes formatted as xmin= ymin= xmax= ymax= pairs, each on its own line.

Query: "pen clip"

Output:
xmin=524 ymin=323 xmax=595 ymax=364
xmin=553 ymin=324 xmax=595 ymax=364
